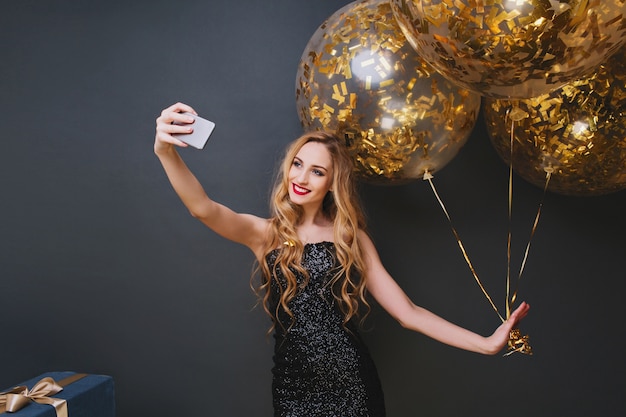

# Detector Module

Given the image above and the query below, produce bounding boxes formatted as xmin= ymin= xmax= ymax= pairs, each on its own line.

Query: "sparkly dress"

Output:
xmin=267 ymin=241 xmax=386 ymax=417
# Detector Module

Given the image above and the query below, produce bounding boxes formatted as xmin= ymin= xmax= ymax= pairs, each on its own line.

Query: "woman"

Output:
xmin=154 ymin=102 xmax=530 ymax=417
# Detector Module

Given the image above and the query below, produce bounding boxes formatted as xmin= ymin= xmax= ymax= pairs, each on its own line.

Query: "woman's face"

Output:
xmin=287 ymin=141 xmax=334 ymax=210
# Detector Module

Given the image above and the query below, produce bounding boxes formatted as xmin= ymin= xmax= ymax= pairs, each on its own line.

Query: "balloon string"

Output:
xmin=509 ymin=169 xmax=551 ymax=312
xmin=423 ymin=171 xmax=505 ymax=323
xmin=506 ymin=118 xmax=514 ymax=319
xmin=504 ymin=113 xmax=550 ymax=318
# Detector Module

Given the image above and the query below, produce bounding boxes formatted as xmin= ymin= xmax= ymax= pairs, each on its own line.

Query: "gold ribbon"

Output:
xmin=423 ymin=170 xmax=504 ymax=323
xmin=424 ymin=159 xmax=538 ymax=355
xmin=505 ymin=329 xmax=533 ymax=356
xmin=0 ymin=373 xmax=87 ymax=417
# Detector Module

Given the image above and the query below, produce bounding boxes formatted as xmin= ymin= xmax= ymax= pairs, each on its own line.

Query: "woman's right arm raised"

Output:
xmin=154 ymin=102 xmax=269 ymax=257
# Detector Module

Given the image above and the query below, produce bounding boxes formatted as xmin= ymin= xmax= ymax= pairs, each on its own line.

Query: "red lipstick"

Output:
xmin=292 ymin=183 xmax=310 ymax=196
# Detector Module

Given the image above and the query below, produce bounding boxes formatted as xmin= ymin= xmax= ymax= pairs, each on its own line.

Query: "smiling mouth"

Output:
xmin=292 ymin=183 xmax=310 ymax=195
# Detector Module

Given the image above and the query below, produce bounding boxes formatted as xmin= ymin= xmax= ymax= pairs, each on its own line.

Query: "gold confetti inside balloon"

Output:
xmin=483 ymin=48 xmax=626 ymax=196
xmin=295 ymin=0 xmax=481 ymax=184
xmin=391 ymin=0 xmax=626 ymax=99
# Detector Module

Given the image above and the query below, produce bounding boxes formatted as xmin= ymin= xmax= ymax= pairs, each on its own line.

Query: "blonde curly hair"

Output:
xmin=254 ymin=131 xmax=370 ymax=331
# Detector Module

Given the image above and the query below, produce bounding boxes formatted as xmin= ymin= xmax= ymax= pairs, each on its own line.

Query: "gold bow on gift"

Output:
xmin=0 ymin=373 xmax=86 ymax=417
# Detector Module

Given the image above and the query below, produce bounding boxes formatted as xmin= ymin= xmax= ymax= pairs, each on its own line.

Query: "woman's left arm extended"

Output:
xmin=360 ymin=231 xmax=529 ymax=355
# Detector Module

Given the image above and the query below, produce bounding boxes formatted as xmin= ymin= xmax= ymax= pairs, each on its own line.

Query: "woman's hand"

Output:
xmin=154 ymin=102 xmax=198 ymax=154
xmin=485 ymin=301 xmax=531 ymax=355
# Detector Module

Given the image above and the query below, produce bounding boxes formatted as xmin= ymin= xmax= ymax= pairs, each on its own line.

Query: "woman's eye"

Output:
xmin=293 ymin=160 xmax=302 ymax=168
xmin=313 ymin=169 xmax=324 ymax=176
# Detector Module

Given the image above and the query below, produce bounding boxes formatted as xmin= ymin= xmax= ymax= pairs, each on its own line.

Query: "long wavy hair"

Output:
xmin=254 ymin=131 xmax=370 ymax=332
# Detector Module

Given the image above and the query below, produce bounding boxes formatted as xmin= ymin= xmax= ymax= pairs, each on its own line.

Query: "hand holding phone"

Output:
xmin=172 ymin=112 xmax=215 ymax=149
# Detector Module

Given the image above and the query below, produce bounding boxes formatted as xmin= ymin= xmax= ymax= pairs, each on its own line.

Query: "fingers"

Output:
xmin=508 ymin=301 xmax=530 ymax=327
xmin=155 ymin=102 xmax=198 ymax=148
xmin=514 ymin=301 xmax=530 ymax=319
xmin=164 ymin=101 xmax=198 ymax=117
xmin=157 ymin=102 xmax=197 ymax=127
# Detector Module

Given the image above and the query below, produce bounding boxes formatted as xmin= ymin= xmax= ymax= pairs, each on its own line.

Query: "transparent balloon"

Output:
xmin=484 ymin=48 xmax=626 ymax=196
xmin=391 ymin=0 xmax=626 ymax=99
xmin=295 ymin=0 xmax=481 ymax=184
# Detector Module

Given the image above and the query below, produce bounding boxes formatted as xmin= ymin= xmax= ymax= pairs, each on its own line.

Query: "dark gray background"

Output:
xmin=1 ymin=1 xmax=625 ymax=416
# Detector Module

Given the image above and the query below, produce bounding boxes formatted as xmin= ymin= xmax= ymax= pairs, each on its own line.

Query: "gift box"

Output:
xmin=0 ymin=372 xmax=115 ymax=417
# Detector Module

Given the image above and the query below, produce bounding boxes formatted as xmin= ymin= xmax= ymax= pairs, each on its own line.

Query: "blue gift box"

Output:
xmin=0 ymin=372 xmax=115 ymax=417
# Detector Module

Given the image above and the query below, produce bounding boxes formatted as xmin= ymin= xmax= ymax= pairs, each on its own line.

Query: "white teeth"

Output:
xmin=294 ymin=184 xmax=309 ymax=193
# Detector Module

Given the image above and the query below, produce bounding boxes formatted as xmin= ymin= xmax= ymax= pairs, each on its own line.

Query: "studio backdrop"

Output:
xmin=1 ymin=1 xmax=625 ymax=416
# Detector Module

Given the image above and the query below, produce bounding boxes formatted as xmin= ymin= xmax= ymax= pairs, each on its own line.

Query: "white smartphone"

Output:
xmin=172 ymin=112 xmax=215 ymax=149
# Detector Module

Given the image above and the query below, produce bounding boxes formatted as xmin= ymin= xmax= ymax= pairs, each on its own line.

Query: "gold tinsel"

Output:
xmin=296 ymin=0 xmax=481 ymax=184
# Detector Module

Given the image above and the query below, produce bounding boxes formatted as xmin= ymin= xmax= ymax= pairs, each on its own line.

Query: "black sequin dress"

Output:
xmin=267 ymin=242 xmax=386 ymax=417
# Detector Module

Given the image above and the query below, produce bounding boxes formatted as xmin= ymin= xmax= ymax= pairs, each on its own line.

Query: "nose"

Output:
xmin=296 ymin=169 xmax=309 ymax=184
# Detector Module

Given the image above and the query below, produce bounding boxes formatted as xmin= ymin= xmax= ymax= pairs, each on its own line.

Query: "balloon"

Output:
xmin=295 ymin=0 xmax=481 ymax=184
xmin=391 ymin=0 xmax=626 ymax=99
xmin=483 ymin=48 xmax=626 ymax=196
